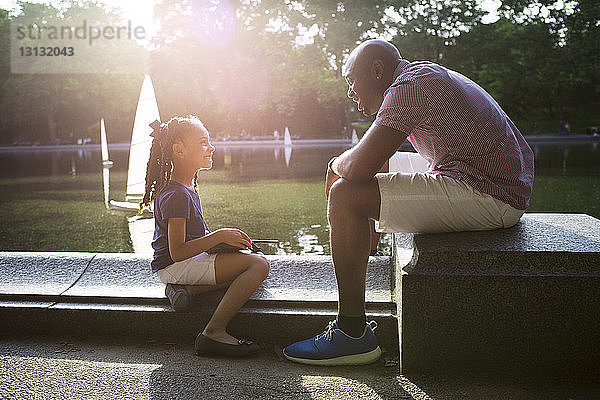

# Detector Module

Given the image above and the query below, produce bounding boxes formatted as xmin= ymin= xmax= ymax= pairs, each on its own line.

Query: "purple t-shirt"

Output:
xmin=374 ymin=60 xmax=534 ymax=210
xmin=151 ymin=180 xmax=209 ymax=272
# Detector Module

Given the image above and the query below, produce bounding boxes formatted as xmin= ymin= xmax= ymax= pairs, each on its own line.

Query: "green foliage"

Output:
xmin=444 ymin=19 xmax=557 ymax=121
xmin=0 ymin=2 xmax=142 ymax=145
xmin=0 ymin=0 xmax=598 ymax=142
xmin=390 ymin=0 xmax=484 ymax=62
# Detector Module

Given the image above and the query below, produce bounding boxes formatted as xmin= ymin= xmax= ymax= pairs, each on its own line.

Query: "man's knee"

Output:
xmin=328 ymin=178 xmax=380 ymax=219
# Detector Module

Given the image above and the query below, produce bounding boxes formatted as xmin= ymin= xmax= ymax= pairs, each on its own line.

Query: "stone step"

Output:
xmin=0 ymin=252 xmax=398 ymax=352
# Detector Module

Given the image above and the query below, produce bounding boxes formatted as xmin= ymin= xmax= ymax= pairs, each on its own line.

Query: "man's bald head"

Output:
xmin=342 ymin=40 xmax=403 ymax=117
xmin=343 ymin=40 xmax=402 ymax=77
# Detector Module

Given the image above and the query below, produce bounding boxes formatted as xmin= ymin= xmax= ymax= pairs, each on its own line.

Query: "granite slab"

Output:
xmin=395 ymin=213 xmax=600 ymax=375
xmin=253 ymin=255 xmax=392 ymax=303
xmin=402 ymin=213 xmax=600 ymax=276
xmin=0 ymin=252 xmax=93 ymax=296
xmin=62 ymin=253 xmax=392 ymax=304
xmin=62 ymin=253 xmax=164 ymax=298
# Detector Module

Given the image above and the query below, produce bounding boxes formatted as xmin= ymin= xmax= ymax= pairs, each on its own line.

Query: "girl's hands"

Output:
xmin=214 ymin=228 xmax=252 ymax=249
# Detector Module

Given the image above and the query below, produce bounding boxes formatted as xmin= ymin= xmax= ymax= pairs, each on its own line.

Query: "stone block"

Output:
xmin=396 ymin=213 xmax=600 ymax=376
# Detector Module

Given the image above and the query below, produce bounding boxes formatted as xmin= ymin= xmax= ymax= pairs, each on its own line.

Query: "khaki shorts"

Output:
xmin=375 ymin=152 xmax=524 ymax=234
xmin=157 ymin=252 xmax=217 ymax=285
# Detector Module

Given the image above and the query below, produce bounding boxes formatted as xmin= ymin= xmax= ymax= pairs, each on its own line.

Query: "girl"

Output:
xmin=141 ymin=115 xmax=269 ymax=357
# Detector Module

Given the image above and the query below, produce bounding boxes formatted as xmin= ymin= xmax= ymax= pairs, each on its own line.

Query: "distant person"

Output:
xmin=141 ymin=115 xmax=269 ymax=357
xmin=283 ymin=39 xmax=534 ymax=365
xmin=559 ymin=120 xmax=571 ymax=136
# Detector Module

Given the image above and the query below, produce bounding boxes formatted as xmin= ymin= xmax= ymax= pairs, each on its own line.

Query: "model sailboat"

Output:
xmin=351 ymin=129 xmax=359 ymax=145
xmin=100 ymin=118 xmax=112 ymax=209
xmin=110 ymin=74 xmax=161 ymax=211
xmin=283 ymin=126 xmax=292 ymax=146
xmin=100 ymin=118 xmax=113 ymax=168
xmin=283 ymin=126 xmax=292 ymax=167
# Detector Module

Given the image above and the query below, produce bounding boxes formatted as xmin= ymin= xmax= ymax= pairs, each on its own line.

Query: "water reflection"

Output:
xmin=295 ymin=224 xmax=326 ymax=255
xmin=102 ymin=167 xmax=110 ymax=208
xmin=1 ymin=142 xmax=597 ymax=179
xmin=0 ymin=145 xmax=353 ymax=179
xmin=1 ymin=142 xmax=598 ymax=255
xmin=530 ymin=143 xmax=599 ymax=177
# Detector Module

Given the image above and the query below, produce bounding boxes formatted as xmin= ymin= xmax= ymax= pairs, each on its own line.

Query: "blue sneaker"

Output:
xmin=283 ymin=320 xmax=382 ymax=366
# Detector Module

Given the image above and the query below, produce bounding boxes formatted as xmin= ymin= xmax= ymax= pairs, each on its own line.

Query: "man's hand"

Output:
xmin=330 ymin=124 xmax=406 ymax=183
xmin=325 ymin=157 xmax=341 ymax=199
xmin=325 ymin=168 xmax=341 ymax=200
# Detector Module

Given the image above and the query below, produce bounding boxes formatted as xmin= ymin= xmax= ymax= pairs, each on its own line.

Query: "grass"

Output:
xmin=0 ymin=171 xmax=331 ymax=255
xmin=197 ymin=179 xmax=330 ymax=254
xmin=0 ymin=173 xmax=133 ymax=253
xmin=0 ymin=163 xmax=598 ymax=253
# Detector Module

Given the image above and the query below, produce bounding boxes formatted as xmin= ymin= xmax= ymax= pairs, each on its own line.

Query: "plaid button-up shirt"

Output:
xmin=375 ymin=60 xmax=534 ymax=210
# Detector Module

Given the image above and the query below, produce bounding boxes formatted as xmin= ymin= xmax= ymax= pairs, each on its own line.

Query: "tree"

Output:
xmin=150 ymin=0 xmax=351 ymax=138
xmin=0 ymin=1 xmax=144 ymax=144
xmin=445 ymin=19 xmax=557 ymax=126
xmin=488 ymin=0 xmax=599 ymax=128
xmin=389 ymin=0 xmax=484 ymax=62
xmin=289 ymin=0 xmax=392 ymax=135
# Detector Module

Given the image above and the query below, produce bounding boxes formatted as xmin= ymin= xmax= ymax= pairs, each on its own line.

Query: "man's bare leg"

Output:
xmin=282 ymin=168 xmax=384 ymax=364
xmin=369 ymin=219 xmax=381 ymax=255
xmin=328 ymin=178 xmax=381 ymax=320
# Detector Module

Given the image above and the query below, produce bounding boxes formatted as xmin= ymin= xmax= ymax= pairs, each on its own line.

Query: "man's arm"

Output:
xmin=331 ymin=124 xmax=407 ymax=182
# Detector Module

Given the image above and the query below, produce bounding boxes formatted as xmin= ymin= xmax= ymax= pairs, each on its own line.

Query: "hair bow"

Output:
xmin=149 ymin=119 xmax=167 ymax=139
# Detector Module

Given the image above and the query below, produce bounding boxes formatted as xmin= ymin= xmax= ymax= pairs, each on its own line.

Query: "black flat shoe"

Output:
xmin=195 ymin=334 xmax=260 ymax=358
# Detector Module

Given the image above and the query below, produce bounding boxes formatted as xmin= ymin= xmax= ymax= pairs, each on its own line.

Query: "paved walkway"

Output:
xmin=1 ymin=335 xmax=599 ymax=400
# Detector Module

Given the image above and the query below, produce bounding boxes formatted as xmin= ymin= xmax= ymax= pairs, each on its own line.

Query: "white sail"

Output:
xmin=284 ymin=126 xmax=292 ymax=146
xmin=100 ymin=118 xmax=113 ymax=168
xmin=126 ymin=74 xmax=160 ymax=201
xmin=100 ymin=118 xmax=109 ymax=162
xmin=351 ymin=129 xmax=359 ymax=145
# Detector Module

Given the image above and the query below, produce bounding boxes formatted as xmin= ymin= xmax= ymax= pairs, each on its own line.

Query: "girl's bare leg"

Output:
xmin=185 ymin=283 xmax=229 ymax=296
xmin=202 ymin=253 xmax=269 ymax=345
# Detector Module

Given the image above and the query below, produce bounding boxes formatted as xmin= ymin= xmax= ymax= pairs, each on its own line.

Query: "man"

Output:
xmin=283 ymin=39 xmax=534 ymax=365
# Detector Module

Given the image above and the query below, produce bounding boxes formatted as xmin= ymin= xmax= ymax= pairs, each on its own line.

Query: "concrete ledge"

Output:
xmin=0 ymin=252 xmax=398 ymax=352
xmin=404 ymin=213 xmax=600 ymax=276
xmin=396 ymin=213 xmax=600 ymax=376
xmin=0 ymin=253 xmax=392 ymax=304
xmin=0 ymin=252 xmax=94 ymax=295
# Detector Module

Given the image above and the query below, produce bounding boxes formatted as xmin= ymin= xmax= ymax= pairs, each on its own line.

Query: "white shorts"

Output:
xmin=375 ymin=152 xmax=525 ymax=234
xmin=157 ymin=252 xmax=217 ymax=285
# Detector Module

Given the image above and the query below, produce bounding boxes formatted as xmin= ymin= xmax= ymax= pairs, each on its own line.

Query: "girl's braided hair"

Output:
xmin=140 ymin=115 xmax=206 ymax=211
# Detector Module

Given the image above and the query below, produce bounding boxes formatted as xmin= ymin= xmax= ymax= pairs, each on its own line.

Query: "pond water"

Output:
xmin=0 ymin=141 xmax=598 ymax=255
